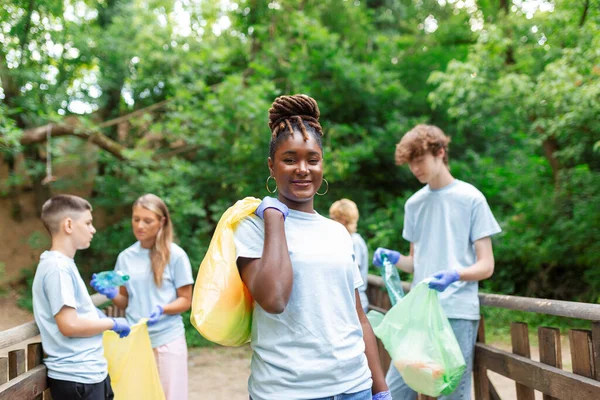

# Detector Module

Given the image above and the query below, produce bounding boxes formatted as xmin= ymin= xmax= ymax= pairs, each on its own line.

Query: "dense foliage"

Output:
xmin=1 ymin=0 xmax=599 ymax=316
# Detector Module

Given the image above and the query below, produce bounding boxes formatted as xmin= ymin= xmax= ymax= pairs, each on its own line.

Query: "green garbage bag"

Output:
xmin=371 ymin=281 xmax=466 ymax=397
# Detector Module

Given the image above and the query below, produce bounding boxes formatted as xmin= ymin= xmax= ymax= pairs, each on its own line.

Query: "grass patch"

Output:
xmin=481 ymin=306 xmax=591 ymax=345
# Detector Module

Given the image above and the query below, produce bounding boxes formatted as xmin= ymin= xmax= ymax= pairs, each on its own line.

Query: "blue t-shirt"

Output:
xmin=404 ymin=180 xmax=502 ymax=320
xmin=32 ymin=251 xmax=108 ymax=384
xmin=352 ymin=233 xmax=369 ymax=312
xmin=115 ymin=242 xmax=194 ymax=348
xmin=234 ymin=210 xmax=372 ymax=400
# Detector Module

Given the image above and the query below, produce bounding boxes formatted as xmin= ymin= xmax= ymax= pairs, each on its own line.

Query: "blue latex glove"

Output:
xmin=90 ymin=273 xmax=118 ymax=299
xmin=373 ymin=390 xmax=392 ymax=400
xmin=373 ymin=247 xmax=401 ymax=267
xmin=147 ymin=305 xmax=164 ymax=326
xmin=255 ymin=196 xmax=289 ymax=220
xmin=95 ymin=307 xmax=107 ymax=319
xmin=110 ymin=317 xmax=131 ymax=338
xmin=428 ymin=269 xmax=461 ymax=292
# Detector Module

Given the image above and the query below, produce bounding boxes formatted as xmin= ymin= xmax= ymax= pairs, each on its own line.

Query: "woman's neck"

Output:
xmin=140 ymin=238 xmax=156 ymax=249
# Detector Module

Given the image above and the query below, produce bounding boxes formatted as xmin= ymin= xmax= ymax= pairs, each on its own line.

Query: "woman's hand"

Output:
xmin=147 ymin=305 xmax=164 ymax=326
xmin=372 ymin=390 xmax=392 ymax=400
xmin=255 ymin=197 xmax=289 ymax=220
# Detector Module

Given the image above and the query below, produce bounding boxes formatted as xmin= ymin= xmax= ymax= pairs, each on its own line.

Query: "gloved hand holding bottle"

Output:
xmin=90 ymin=271 xmax=129 ymax=299
xmin=373 ymin=247 xmax=402 ymax=267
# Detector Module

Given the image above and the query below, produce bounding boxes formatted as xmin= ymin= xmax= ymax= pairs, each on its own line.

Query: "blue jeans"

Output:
xmin=386 ymin=318 xmax=479 ymax=400
xmin=250 ymin=388 xmax=371 ymax=400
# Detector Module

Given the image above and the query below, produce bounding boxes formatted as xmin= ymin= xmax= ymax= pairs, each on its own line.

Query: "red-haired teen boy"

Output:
xmin=374 ymin=125 xmax=501 ymax=400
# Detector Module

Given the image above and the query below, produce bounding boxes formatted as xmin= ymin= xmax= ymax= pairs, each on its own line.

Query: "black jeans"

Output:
xmin=48 ymin=375 xmax=114 ymax=400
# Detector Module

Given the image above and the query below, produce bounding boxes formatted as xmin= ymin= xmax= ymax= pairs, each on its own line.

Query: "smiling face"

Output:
xmin=268 ymin=131 xmax=323 ymax=213
xmin=132 ymin=206 xmax=163 ymax=247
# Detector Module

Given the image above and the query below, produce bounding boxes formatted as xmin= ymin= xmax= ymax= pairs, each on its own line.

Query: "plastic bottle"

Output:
xmin=95 ymin=271 xmax=130 ymax=289
xmin=380 ymin=253 xmax=405 ymax=306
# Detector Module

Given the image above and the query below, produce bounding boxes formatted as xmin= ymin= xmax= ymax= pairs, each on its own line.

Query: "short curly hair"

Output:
xmin=395 ymin=124 xmax=451 ymax=166
xmin=329 ymin=199 xmax=359 ymax=234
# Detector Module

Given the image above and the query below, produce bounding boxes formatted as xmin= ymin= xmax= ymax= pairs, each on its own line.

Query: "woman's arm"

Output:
xmin=237 ymin=209 xmax=293 ymax=314
xmin=162 ymin=284 xmax=192 ymax=314
xmin=356 ymin=290 xmax=388 ymax=394
xmin=111 ymin=286 xmax=129 ymax=309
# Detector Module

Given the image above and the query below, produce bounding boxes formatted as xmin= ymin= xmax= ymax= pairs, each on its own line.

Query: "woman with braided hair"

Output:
xmin=234 ymin=94 xmax=391 ymax=400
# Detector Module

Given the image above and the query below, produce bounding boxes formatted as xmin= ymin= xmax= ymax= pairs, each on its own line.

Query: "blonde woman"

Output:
xmin=91 ymin=194 xmax=194 ymax=400
xmin=330 ymin=199 xmax=370 ymax=314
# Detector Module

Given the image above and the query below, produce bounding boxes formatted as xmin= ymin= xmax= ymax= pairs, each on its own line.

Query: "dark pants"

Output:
xmin=48 ymin=375 xmax=114 ymax=400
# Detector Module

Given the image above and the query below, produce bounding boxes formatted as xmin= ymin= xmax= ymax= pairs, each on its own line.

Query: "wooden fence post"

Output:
xmin=0 ymin=357 xmax=7 ymax=385
xmin=27 ymin=343 xmax=44 ymax=400
xmin=591 ymin=322 xmax=600 ymax=381
xmin=8 ymin=349 xmax=25 ymax=380
xmin=473 ymin=316 xmax=490 ymax=400
xmin=511 ymin=322 xmax=535 ymax=400
xmin=538 ymin=327 xmax=562 ymax=400
xmin=569 ymin=329 xmax=595 ymax=379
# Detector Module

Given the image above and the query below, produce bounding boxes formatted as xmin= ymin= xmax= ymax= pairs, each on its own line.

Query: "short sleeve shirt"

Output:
xmin=115 ymin=242 xmax=194 ymax=348
xmin=32 ymin=251 xmax=108 ymax=383
xmin=233 ymin=209 xmax=372 ymax=400
xmin=404 ymin=180 xmax=502 ymax=319
xmin=352 ymin=233 xmax=369 ymax=311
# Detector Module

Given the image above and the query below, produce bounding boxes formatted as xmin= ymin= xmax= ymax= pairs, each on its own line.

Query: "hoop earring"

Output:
xmin=316 ymin=178 xmax=329 ymax=196
xmin=266 ymin=176 xmax=277 ymax=194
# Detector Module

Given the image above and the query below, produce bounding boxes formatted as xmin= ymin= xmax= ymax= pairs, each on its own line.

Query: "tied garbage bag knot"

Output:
xmin=369 ymin=282 xmax=466 ymax=397
xmin=190 ymin=197 xmax=261 ymax=346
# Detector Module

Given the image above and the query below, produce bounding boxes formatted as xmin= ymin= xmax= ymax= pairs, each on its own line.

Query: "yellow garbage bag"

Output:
xmin=191 ymin=197 xmax=260 ymax=346
xmin=103 ymin=320 xmax=165 ymax=400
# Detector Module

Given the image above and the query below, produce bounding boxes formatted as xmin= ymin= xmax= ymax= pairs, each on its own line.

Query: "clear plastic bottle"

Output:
xmin=380 ymin=253 xmax=405 ymax=306
xmin=95 ymin=271 xmax=130 ymax=289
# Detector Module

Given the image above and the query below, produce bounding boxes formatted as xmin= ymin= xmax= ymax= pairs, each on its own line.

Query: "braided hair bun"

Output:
xmin=268 ymin=94 xmax=323 ymax=139
xmin=267 ymin=94 xmax=324 ymax=159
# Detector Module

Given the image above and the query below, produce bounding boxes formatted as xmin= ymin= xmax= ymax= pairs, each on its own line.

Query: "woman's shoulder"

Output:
xmin=169 ymin=242 xmax=190 ymax=260
xmin=235 ymin=214 xmax=265 ymax=234
xmin=119 ymin=242 xmax=141 ymax=257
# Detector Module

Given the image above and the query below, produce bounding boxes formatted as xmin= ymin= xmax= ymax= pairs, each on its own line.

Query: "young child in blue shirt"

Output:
xmin=91 ymin=193 xmax=194 ymax=400
xmin=32 ymin=194 xmax=130 ymax=400
xmin=374 ymin=124 xmax=501 ymax=400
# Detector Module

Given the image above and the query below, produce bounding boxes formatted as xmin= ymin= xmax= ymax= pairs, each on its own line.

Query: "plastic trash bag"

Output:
xmin=190 ymin=197 xmax=260 ymax=346
xmin=370 ymin=281 xmax=466 ymax=397
xmin=103 ymin=319 xmax=164 ymax=400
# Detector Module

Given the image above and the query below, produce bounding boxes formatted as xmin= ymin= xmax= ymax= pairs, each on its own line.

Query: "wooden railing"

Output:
xmin=366 ymin=275 xmax=600 ymax=400
xmin=4 ymin=277 xmax=599 ymax=399
xmin=0 ymin=293 xmax=123 ymax=400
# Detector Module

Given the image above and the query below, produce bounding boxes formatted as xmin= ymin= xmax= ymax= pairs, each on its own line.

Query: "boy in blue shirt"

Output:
xmin=32 ymin=194 xmax=130 ymax=400
xmin=374 ymin=125 xmax=501 ymax=400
